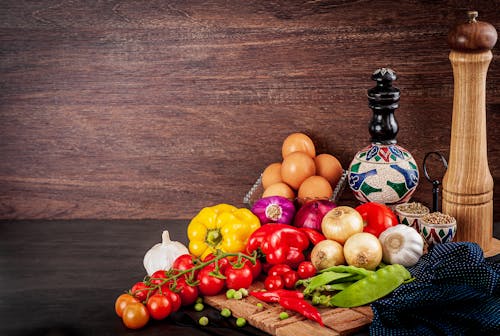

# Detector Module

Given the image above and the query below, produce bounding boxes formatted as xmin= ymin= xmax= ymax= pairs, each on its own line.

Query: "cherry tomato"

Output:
xmin=264 ymin=275 xmax=284 ymax=291
xmin=225 ymin=264 xmax=253 ymax=290
xmin=150 ymin=270 xmax=168 ymax=285
xmin=172 ymin=254 xmax=198 ymax=278
xmin=203 ymin=253 xmax=231 ymax=274
xmin=122 ymin=301 xmax=150 ymax=329
xmin=160 ymin=286 xmax=181 ymax=312
xmin=282 ymin=271 xmax=299 ymax=289
xmin=297 ymin=261 xmax=317 ymax=279
xmin=147 ymin=293 xmax=172 ymax=320
xmin=115 ymin=293 xmax=139 ymax=318
xmin=130 ymin=281 xmax=150 ymax=302
xmin=197 ymin=264 xmax=225 ymax=296
xmin=176 ymin=278 xmax=199 ymax=306
xmin=244 ymin=258 xmax=262 ymax=280
xmin=268 ymin=264 xmax=292 ymax=277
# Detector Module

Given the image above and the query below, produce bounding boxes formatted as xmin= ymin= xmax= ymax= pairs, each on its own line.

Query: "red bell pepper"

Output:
xmin=245 ymin=224 xmax=309 ymax=266
xmin=246 ymin=224 xmax=282 ymax=254
xmin=260 ymin=224 xmax=309 ymax=265
xmin=355 ymin=202 xmax=398 ymax=237
xmin=298 ymin=227 xmax=326 ymax=246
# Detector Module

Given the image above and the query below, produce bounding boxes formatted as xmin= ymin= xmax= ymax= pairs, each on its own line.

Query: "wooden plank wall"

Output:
xmin=0 ymin=1 xmax=499 ymax=220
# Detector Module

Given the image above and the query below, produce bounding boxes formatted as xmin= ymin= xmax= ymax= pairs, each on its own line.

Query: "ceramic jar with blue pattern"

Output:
xmin=348 ymin=68 xmax=419 ymax=205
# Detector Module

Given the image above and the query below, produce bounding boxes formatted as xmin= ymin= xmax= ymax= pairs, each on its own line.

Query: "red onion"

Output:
xmin=293 ymin=200 xmax=336 ymax=231
xmin=251 ymin=196 xmax=296 ymax=224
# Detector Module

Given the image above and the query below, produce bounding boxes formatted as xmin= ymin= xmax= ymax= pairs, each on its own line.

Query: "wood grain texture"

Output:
xmin=443 ymin=50 xmax=494 ymax=250
xmin=0 ymin=1 xmax=499 ymax=220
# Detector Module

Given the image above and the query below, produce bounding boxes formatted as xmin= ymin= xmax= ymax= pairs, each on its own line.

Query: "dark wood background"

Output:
xmin=0 ymin=0 xmax=499 ymax=220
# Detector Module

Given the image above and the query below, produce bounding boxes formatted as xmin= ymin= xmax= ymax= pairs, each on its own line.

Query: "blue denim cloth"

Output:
xmin=370 ymin=242 xmax=500 ymax=336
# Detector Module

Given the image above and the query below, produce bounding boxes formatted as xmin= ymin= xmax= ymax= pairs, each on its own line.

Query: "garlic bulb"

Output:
xmin=378 ymin=224 xmax=424 ymax=267
xmin=143 ymin=230 xmax=189 ymax=276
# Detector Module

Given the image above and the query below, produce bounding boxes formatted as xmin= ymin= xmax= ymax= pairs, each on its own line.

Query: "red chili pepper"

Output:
xmin=298 ymin=227 xmax=326 ymax=246
xmin=279 ymin=296 xmax=324 ymax=326
xmin=250 ymin=289 xmax=304 ymax=303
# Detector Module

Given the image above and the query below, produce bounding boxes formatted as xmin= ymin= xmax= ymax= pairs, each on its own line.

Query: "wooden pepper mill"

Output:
xmin=443 ymin=11 xmax=497 ymax=251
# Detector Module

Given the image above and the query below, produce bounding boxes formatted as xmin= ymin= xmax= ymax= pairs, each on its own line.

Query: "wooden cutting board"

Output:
xmin=203 ymin=282 xmax=373 ymax=336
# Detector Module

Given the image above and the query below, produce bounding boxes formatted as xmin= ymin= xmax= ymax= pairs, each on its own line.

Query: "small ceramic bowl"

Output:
xmin=394 ymin=202 xmax=430 ymax=232
xmin=419 ymin=212 xmax=457 ymax=246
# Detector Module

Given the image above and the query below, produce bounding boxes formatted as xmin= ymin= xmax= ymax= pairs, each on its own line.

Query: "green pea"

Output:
xmin=256 ymin=303 xmax=263 ymax=308
xmin=196 ymin=297 xmax=203 ymax=304
xmin=236 ymin=317 xmax=246 ymax=327
xmin=330 ymin=264 xmax=411 ymax=308
xmin=226 ymin=289 xmax=236 ymax=299
xmin=221 ymin=308 xmax=232 ymax=317
xmin=238 ymin=288 xmax=249 ymax=297
xmin=198 ymin=316 xmax=209 ymax=326
xmin=194 ymin=303 xmax=204 ymax=311
xmin=233 ymin=291 xmax=243 ymax=300
xmin=279 ymin=312 xmax=289 ymax=320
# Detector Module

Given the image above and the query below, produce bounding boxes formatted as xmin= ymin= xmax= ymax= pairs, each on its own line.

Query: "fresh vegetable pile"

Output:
xmin=114 ymin=132 xmax=426 ymax=331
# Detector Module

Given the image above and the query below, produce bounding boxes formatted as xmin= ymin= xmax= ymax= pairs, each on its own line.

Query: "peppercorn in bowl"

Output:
xmin=419 ymin=212 xmax=457 ymax=246
xmin=394 ymin=202 xmax=430 ymax=233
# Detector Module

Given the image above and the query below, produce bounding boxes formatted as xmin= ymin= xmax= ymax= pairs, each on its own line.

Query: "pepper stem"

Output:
xmin=206 ymin=229 xmax=223 ymax=248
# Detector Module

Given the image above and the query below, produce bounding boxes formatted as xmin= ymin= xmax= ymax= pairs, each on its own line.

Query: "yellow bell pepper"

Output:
xmin=187 ymin=203 xmax=261 ymax=259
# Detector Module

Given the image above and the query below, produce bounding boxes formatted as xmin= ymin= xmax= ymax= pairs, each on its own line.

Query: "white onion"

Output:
xmin=343 ymin=232 xmax=382 ymax=270
xmin=310 ymin=239 xmax=345 ymax=271
xmin=321 ymin=206 xmax=364 ymax=244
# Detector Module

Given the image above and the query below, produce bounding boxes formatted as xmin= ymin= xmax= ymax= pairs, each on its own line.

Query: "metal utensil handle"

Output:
xmin=423 ymin=152 xmax=448 ymax=212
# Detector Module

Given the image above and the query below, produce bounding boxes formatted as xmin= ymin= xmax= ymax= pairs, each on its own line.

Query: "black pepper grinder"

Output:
xmin=368 ymin=68 xmax=400 ymax=145
xmin=348 ymin=68 xmax=419 ymax=205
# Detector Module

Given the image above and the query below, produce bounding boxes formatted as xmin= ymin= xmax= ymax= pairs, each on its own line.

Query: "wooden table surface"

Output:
xmin=1 ymin=219 xmax=499 ymax=336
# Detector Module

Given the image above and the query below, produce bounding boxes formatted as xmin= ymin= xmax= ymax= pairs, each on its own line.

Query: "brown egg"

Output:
xmin=261 ymin=162 xmax=282 ymax=190
xmin=297 ymin=175 xmax=333 ymax=204
xmin=262 ymin=182 xmax=295 ymax=199
xmin=314 ymin=154 xmax=343 ymax=187
xmin=281 ymin=133 xmax=316 ymax=159
xmin=281 ymin=152 xmax=316 ymax=190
